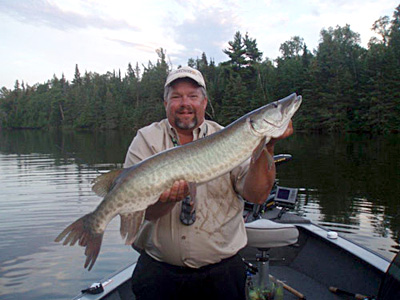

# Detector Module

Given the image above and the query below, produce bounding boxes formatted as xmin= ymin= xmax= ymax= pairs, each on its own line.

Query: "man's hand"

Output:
xmin=145 ymin=180 xmax=190 ymax=220
xmin=159 ymin=180 xmax=189 ymax=203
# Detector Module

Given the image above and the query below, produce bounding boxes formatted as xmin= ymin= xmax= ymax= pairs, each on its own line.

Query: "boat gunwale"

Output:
xmin=296 ymin=222 xmax=391 ymax=273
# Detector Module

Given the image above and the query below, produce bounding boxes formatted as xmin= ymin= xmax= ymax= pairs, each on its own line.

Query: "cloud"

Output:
xmin=108 ymin=38 xmax=157 ymax=53
xmin=0 ymin=0 xmax=139 ymax=31
xmin=171 ymin=6 xmax=240 ymax=63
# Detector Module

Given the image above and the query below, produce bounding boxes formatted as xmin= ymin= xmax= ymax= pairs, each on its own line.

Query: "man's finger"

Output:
xmin=177 ymin=180 xmax=189 ymax=199
xmin=159 ymin=180 xmax=190 ymax=203
xmin=159 ymin=189 xmax=171 ymax=202
xmin=168 ymin=181 xmax=180 ymax=201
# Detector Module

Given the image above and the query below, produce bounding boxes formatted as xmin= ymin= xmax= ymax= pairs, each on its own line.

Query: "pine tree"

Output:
xmin=73 ymin=64 xmax=82 ymax=85
xmin=223 ymin=31 xmax=247 ymax=70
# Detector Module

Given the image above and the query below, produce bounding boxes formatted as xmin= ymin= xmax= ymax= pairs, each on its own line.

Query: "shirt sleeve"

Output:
xmin=123 ymin=128 xmax=159 ymax=168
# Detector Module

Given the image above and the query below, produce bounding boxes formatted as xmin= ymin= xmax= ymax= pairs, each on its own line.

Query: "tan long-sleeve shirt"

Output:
xmin=124 ymin=119 xmax=250 ymax=268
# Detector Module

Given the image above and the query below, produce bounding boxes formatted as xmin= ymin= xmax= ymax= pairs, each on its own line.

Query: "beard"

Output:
xmin=174 ymin=107 xmax=198 ymax=130
xmin=175 ymin=115 xmax=198 ymax=130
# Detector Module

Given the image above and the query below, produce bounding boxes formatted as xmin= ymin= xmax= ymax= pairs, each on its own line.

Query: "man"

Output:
xmin=124 ymin=66 xmax=293 ymax=300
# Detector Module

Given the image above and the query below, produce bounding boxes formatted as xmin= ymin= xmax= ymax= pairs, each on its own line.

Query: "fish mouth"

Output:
xmin=262 ymin=94 xmax=302 ymax=128
xmin=262 ymin=118 xmax=281 ymax=128
xmin=248 ymin=93 xmax=302 ymax=137
xmin=277 ymin=94 xmax=302 ymax=119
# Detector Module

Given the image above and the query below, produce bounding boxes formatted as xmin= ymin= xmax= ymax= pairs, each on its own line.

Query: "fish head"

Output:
xmin=249 ymin=93 xmax=302 ymax=137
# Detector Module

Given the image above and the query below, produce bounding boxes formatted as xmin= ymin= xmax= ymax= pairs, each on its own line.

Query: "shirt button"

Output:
xmin=181 ymin=236 xmax=186 ymax=240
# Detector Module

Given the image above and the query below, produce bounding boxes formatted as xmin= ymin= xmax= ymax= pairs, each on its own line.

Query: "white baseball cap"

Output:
xmin=165 ymin=66 xmax=206 ymax=89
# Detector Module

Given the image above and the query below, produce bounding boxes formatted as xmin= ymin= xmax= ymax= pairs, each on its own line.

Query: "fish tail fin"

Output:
xmin=55 ymin=213 xmax=103 ymax=271
xmin=119 ymin=210 xmax=145 ymax=245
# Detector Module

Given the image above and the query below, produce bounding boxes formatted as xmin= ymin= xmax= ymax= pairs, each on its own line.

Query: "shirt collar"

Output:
xmin=166 ymin=120 xmax=208 ymax=144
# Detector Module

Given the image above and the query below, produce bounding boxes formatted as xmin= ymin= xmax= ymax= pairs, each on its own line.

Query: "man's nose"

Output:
xmin=180 ymin=95 xmax=190 ymax=105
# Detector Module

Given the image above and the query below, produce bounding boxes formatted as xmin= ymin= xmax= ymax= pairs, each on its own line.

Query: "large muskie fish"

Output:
xmin=55 ymin=93 xmax=302 ymax=270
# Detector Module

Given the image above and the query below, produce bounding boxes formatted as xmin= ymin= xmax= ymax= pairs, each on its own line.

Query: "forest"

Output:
xmin=0 ymin=5 xmax=399 ymax=133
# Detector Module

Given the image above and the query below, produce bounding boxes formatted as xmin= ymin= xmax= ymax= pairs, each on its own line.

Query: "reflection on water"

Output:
xmin=0 ymin=130 xmax=138 ymax=300
xmin=0 ymin=130 xmax=399 ymax=299
xmin=276 ymin=133 xmax=400 ymax=258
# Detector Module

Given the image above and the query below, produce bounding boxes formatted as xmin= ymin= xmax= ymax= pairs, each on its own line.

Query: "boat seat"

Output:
xmin=245 ymin=218 xmax=299 ymax=249
xmin=245 ymin=219 xmax=299 ymax=293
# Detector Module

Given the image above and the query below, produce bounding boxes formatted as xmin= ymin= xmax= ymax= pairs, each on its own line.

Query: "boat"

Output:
xmin=73 ymin=206 xmax=400 ymax=300
xmin=72 ymin=156 xmax=399 ymax=300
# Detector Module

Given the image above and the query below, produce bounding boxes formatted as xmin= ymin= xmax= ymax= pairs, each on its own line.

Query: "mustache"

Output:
xmin=177 ymin=106 xmax=195 ymax=113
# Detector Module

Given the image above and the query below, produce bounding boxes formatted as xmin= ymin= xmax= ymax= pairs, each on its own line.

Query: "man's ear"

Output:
xmin=203 ymin=97 xmax=208 ymax=110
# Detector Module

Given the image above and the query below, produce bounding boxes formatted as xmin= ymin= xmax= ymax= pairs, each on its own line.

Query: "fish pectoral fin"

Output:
xmin=266 ymin=150 xmax=274 ymax=171
xmin=54 ymin=213 xmax=103 ymax=271
xmin=119 ymin=210 xmax=145 ymax=245
xmin=251 ymin=137 xmax=274 ymax=170
xmin=251 ymin=136 xmax=267 ymax=164
xmin=92 ymin=169 xmax=124 ymax=197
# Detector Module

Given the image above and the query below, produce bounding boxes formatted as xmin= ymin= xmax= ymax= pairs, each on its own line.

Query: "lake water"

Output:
xmin=0 ymin=130 xmax=399 ymax=300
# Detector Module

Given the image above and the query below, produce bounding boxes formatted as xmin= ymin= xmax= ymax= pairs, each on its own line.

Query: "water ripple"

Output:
xmin=0 ymin=153 xmax=137 ymax=300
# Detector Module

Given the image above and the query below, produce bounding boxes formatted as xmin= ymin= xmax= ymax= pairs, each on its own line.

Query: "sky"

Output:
xmin=0 ymin=0 xmax=399 ymax=90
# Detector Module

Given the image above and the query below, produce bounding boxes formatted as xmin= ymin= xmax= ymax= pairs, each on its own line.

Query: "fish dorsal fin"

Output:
xmin=91 ymin=169 xmax=123 ymax=197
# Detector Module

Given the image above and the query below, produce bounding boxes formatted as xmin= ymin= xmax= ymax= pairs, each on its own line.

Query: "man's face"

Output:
xmin=164 ymin=80 xmax=208 ymax=133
